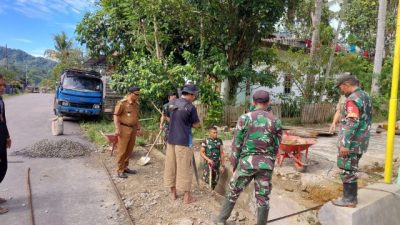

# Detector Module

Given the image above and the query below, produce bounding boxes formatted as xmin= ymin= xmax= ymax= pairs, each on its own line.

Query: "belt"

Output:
xmin=120 ymin=122 xmax=135 ymax=128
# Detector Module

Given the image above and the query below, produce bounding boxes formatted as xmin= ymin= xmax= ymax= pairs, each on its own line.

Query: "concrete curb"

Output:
xmin=318 ymin=183 xmax=400 ymax=225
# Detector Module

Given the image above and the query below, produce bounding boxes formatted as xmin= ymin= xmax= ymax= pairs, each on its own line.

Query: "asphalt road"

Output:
xmin=1 ymin=93 xmax=122 ymax=225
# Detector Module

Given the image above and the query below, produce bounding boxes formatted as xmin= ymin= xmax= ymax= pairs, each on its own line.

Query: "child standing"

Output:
xmin=200 ymin=127 xmax=225 ymax=190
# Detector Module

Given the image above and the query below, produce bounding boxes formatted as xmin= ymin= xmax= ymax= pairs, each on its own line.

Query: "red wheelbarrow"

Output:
xmin=277 ymin=134 xmax=316 ymax=172
xmin=101 ymin=131 xmax=118 ymax=156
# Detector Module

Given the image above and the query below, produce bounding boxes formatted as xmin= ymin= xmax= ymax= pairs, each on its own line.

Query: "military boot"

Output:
xmin=347 ymin=183 xmax=358 ymax=204
xmin=212 ymin=199 xmax=236 ymax=225
xmin=257 ymin=206 xmax=269 ymax=225
xmin=331 ymin=183 xmax=357 ymax=208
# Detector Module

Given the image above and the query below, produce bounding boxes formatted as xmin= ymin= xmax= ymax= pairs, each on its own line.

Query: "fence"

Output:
xmin=195 ymin=102 xmax=335 ymax=126
xmin=194 ymin=104 xmax=283 ymax=127
xmin=300 ymin=103 xmax=336 ymax=124
xmin=222 ymin=105 xmax=247 ymax=126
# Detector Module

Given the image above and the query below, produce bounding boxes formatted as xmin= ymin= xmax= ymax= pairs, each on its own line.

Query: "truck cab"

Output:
xmin=54 ymin=69 xmax=103 ymax=117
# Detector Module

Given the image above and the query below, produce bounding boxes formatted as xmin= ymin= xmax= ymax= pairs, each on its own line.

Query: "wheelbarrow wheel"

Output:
xmin=294 ymin=152 xmax=308 ymax=172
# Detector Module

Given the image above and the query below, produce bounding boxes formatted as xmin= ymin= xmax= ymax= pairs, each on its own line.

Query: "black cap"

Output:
xmin=128 ymin=86 xmax=140 ymax=93
xmin=335 ymin=74 xmax=359 ymax=87
xmin=253 ymin=90 xmax=270 ymax=103
xmin=181 ymin=84 xmax=198 ymax=95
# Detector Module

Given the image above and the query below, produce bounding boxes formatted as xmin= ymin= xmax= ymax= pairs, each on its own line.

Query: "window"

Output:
xmin=62 ymin=76 xmax=102 ymax=92
xmin=284 ymin=75 xmax=291 ymax=94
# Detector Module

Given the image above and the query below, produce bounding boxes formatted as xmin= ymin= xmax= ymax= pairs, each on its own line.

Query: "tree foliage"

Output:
xmin=194 ymin=1 xmax=287 ymax=103
xmin=0 ymin=67 xmax=17 ymax=81
xmin=45 ymin=32 xmax=83 ymax=81
xmin=76 ymin=0 xmax=287 ymax=106
xmin=343 ymin=0 xmax=397 ymax=51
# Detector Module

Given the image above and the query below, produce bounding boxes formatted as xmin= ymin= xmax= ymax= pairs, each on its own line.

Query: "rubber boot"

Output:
xmin=331 ymin=183 xmax=357 ymax=208
xmin=212 ymin=199 xmax=236 ymax=225
xmin=257 ymin=206 xmax=269 ymax=225
xmin=347 ymin=182 xmax=358 ymax=204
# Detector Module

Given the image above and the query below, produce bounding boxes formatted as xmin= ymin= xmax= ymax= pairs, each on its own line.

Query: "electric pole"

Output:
xmin=25 ymin=64 xmax=28 ymax=87
xmin=5 ymin=44 xmax=8 ymax=70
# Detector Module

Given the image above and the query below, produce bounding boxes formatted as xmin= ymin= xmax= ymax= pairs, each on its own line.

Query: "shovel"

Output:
xmin=138 ymin=129 xmax=163 ymax=166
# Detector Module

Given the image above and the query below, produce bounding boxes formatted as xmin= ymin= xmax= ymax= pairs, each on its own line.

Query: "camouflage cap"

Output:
xmin=335 ymin=74 xmax=359 ymax=87
xmin=253 ymin=90 xmax=270 ymax=103
xmin=128 ymin=86 xmax=140 ymax=93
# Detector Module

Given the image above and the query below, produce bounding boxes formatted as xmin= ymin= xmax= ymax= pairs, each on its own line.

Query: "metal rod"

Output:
xmin=267 ymin=204 xmax=322 ymax=223
xmin=27 ymin=168 xmax=35 ymax=225
xmin=100 ymin=159 xmax=135 ymax=225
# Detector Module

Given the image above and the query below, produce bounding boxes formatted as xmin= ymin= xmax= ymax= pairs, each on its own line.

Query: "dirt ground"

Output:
xmin=100 ymin=146 xmax=258 ymax=225
xmin=98 ymin=131 xmax=400 ymax=225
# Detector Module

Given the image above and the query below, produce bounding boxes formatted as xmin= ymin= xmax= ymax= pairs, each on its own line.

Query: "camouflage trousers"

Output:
xmin=202 ymin=163 xmax=220 ymax=190
xmin=337 ymin=153 xmax=362 ymax=184
xmin=226 ymin=164 xmax=273 ymax=208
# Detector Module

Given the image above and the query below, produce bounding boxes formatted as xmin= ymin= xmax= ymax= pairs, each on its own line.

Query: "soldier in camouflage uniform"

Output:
xmin=200 ymin=127 xmax=225 ymax=190
xmin=213 ymin=90 xmax=282 ymax=225
xmin=332 ymin=75 xmax=372 ymax=208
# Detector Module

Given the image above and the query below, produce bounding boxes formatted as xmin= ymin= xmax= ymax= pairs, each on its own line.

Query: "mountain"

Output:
xmin=0 ymin=46 xmax=57 ymax=85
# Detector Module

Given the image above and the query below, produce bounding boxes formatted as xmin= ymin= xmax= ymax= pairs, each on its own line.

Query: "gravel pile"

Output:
xmin=14 ymin=139 xmax=94 ymax=158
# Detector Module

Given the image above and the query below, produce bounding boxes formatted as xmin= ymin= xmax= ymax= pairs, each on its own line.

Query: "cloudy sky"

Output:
xmin=0 ymin=0 xmax=95 ymax=57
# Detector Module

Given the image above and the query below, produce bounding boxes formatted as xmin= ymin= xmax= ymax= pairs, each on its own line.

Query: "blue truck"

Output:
xmin=54 ymin=69 xmax=103 ymax=117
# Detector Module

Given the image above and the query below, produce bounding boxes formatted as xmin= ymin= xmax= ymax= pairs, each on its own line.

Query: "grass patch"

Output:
xmin=372 ymin=113 xmax=388 ymax=123
xmin=192 ymin=128 xmax=233 ymax=141
xmin=136 ymin=137 xmax=147 ymax=146
xmin=80 ymin=115 xmax=160 ymax=147
xmin=80 ymin=119 xmax=115 ymax=146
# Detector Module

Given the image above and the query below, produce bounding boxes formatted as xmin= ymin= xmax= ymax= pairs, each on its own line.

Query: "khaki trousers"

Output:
xmin=164 ymin=144 xmax=193 ymax=192
xmin=116 ymin=125 xmax=137 ymax=173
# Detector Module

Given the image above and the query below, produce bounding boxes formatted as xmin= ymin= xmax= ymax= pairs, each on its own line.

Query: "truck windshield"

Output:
xmin=62 ymin=76 xmax=102 ymax=92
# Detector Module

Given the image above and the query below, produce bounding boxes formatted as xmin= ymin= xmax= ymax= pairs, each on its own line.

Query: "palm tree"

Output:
xmin=45 ymin=31 xmax=84 ymax=80
xmin=44 ymin=32 xmax=74 ymax=62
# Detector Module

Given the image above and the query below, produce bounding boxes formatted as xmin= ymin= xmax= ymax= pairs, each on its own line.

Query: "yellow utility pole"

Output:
xmin=384 ymin=0 xmax=400 ymax=183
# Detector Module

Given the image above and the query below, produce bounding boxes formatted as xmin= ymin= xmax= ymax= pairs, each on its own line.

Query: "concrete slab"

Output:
xmin=318 ymin=183 xmax=400 ymax=225
xmin=193 ymin=150 xmax=315 ymax=225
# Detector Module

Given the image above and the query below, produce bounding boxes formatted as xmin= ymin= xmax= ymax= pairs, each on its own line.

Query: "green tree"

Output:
xmin=343 ymin=0 xmax=397 ymax=51
xmin=45 ymin=32 xmax=83 ymax=80
xmin=77 ymin=0 xmax=287 ymax=104
xmin=0 ymin=67 xmax=17 ymax=81
xmin=192 ymin=1 xmax=286 ymax=103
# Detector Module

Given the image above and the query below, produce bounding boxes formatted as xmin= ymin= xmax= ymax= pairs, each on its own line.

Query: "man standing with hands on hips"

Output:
xmin=0 ymin=74 xmax=11 ymax=214
xmin=113 ymin=86 xmax=141 ymax=178
xmin=332 ymin=74 xmax=372 ymax=208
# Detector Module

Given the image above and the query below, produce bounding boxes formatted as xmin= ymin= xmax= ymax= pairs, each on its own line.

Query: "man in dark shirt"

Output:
xmin=0 ymin=74 xmax=11 ymax=214
xmin=159 ymin=91 xmax=177 ymax=146
xmin=164 ymin=84 xmax=200 ymax=204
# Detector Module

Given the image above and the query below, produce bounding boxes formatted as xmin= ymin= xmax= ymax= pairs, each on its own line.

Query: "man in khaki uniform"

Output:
xmin=113 ymin=86 xmax=141 ymax=178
